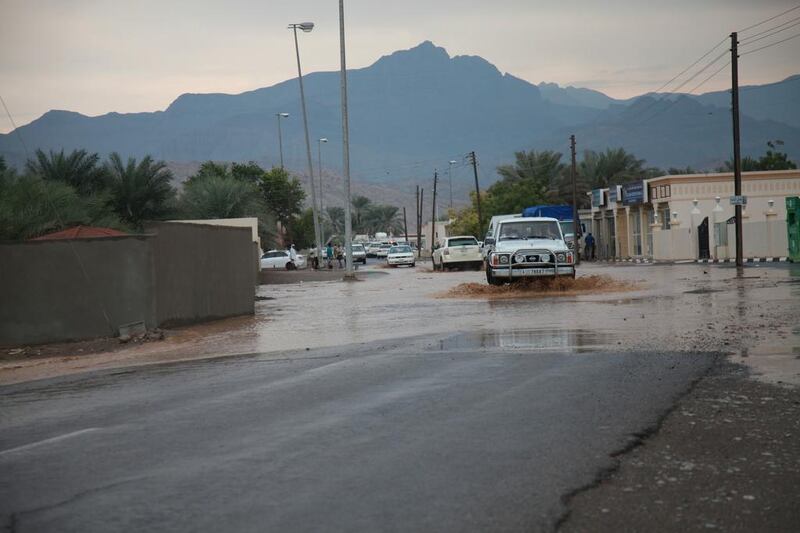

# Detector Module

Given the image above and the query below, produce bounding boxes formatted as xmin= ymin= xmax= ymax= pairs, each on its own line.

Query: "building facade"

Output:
xmin=590 ymin=170 xmax=800 ymax=261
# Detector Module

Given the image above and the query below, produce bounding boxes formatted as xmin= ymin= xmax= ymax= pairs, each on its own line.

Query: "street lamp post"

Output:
xmin=448 ymin=159 xmax=456 ymax=210
xmin=338 ymin=1 xmax=355 ymax=278
xmin=275 ymin=113 xmax=289 ymax=168
xmin=318 ymin=137 xmax=328 ymax=243
xmin=288 ymin=21 xmax=322 ymax=257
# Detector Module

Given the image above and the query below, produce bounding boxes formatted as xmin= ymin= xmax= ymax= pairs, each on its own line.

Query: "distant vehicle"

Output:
xmin=483 ymin=213 xmax=521 ymax=257
xmin=522 ymin=205 xmax=580 ymax=251
xmin=432 ymin=236 xmax=483 ymax=271
xmin=386 ymin=245 xmax=415 ymax=267
xmin=351 ymin=243 xmax=367 ymax=264
xmin=376 ymin=243 xmax=393 ymax=258
xmin=367 ymin=242 xmax=382 ymax=257
xmin=374 ymin=232 xmax=388 ymax=241
xmin=260 ymin=249 xmax=306 ymax=270
xmin=484 ymin=217 xmax=574 ymax=285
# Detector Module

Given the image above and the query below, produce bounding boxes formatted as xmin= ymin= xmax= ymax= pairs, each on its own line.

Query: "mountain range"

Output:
xmin=2 ymin=41 xmax=798 ymax=197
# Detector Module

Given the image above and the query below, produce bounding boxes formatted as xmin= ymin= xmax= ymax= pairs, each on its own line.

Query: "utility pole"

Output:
xmin=731 ymin=32 xmax=744 ymax=268
xmin=469 ymin=151 xmax=483 ymax=236
xmin=431 ymin=170 xmax=438 ymax=256
xmin=448 ymin=160 xmax=456 ymax=210
xmin=417 ymin=187 xmax=424 ymax=258
xmin=338 ymin=0 xmax=354 ymax=278
xmin=570 ymin=134 xmax=580 ymax=265
xmin=403 ymin=206 xmax=408 ymax=244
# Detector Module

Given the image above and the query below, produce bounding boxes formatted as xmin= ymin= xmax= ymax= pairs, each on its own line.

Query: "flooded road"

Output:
xmin=2 ymin=262 xmax=798 ymax=532
xmin=2 ymin=261 xmax=797 ymax=386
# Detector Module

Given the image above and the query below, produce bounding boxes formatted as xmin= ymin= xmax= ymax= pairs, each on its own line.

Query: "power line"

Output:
xmin=740 ymin=31 xmax=800 ymax=56
xmin=0 ymin=93 xmax=30 ymax=157
xmin=738 ymin=4 xmax=800 ymax=34
xmin=739 ymin=19 xmax=800 ymax=47
xmin=740 ymin=14 xmax=800 ymax=42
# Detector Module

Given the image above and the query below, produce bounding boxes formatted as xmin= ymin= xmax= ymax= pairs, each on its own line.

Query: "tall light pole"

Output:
xmin=338 ymin=1 xmax=355 ymax=278
xmin=448 ymin=159 xmax=457 ymax=210
xmin=318 ymin=137 xmax=328 ymax=243
xmin=288 ymin=21 xmax=322 ymax=257
xmin=275 ymin=112 xmax=289 ymax=169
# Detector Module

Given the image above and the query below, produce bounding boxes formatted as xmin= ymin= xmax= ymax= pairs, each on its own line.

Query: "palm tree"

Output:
xmin=180 ymin=174 xmax=263 ymax=220
xmin=105 ymin=153 xmax=176 ymax=227
xmin=26 ymin=149 xmax=107 ymax=196
xmin=351 ymin=195 xmax=372 ymax=232
xmin=583 ymin=148 xmax=645 ymax=188
xmin=365 ymin=205 xmax=403 ymax=235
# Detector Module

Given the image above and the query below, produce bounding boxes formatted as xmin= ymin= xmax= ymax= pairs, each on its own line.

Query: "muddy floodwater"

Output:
xmin=2 ymin=262 xmax=799 ymax=386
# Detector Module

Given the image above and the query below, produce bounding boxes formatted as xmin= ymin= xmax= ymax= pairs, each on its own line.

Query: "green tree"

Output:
xmin=487 ymin=150 xmax=565 ymax=217
xmin=105 ymin=152 xmax=177 ymax=228
xmin=259 ymin=167 xmax=306 ymax=225
xmin=718 ymin=142 xmax=797 ymax=172
xmin=180 ymin=173 xmax=263 ymax=220
xmin=25 ymin=149 xmax=108 ymax=196
xmin=351 ymin=195 xmax=373 ymax=232
xmin=0 ymin=173 xmax=122 ymax=240
xmin=289 ymin=208 xmax=316 ymax=249
xmin=579 ymin=148 xmax=645 ymax=189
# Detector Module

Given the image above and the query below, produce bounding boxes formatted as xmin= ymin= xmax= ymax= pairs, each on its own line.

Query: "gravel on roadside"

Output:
xmin=560 ymin=362 xmax=800 ymax=532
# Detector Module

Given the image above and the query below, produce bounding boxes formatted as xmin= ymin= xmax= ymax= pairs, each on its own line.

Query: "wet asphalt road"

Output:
xmin=1 ymin=335 xmax=715 ymax=532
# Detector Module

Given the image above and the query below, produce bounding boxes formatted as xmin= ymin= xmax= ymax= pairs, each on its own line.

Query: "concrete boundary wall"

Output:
xmin=0 ymin=223 xmax=255 ymax=346
xmin=0 ymin=236 xmax=157 ymax=345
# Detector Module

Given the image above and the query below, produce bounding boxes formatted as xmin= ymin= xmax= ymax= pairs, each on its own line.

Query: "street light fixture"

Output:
xmin=318 ymin=137 xmax=328 ymax=243
xmin=288 ymin=21 xmax=322 ymax=257
xmin=448 ymin=160 xmax=457 ymax=210
xmin=275 ymin=112 xmax=289 ymax=169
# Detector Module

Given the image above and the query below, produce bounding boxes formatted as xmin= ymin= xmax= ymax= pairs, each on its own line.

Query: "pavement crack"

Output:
xmin=553 ymin=355 xmax=720 ymax=532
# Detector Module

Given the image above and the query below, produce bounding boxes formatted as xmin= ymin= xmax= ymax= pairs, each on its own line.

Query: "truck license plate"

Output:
xmin=518 ymin=268 xmax=551 ymax=276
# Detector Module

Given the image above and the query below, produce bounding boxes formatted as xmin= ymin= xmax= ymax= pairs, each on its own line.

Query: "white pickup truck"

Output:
xmin=484 ymin=217 xmax=575 ymax=285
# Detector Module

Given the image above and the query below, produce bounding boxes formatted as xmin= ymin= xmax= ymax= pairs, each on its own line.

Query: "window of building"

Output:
xmin=660 ymin=205 xmax=671 ymax=230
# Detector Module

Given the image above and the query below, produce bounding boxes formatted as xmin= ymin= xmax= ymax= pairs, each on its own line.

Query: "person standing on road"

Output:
xmin=289 ymin=244 xmax=298 ymax=265
xmin=326 ymin=243 xmax=334 ymax=270
xmin=584 ymin=232 xmax=595 ymax=261
xmin=335 ymin=244 xmax=344 ymax=269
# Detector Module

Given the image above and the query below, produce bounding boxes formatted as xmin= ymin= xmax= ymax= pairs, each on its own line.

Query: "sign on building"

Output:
xmin=730 ymin=195 xmax=747 ymax=206
xmin=622 ymin=181 xmax=647 ymax=206
xmin=608 ymin=185 xmax=622 ymax=204
xmin=591 ymin=189 xmax=605 ymax=208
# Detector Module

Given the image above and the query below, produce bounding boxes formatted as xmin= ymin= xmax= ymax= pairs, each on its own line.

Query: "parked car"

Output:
xmin=260 ymin=249 xmax=306 ymax=270
xmin=432 ymin=236 xmax=483 ymax=271
xmin=367 ymin=242 xmax=382 ymax=257
xmin=484 ymin=217 xmax=574 ymax=285
xmin=386 ymin=245 xmax=415 ymax=267
xmin=376 ymin=243 xmax=393 ymax=258
xmin=351 ymin=243 xmax=367 ymax=264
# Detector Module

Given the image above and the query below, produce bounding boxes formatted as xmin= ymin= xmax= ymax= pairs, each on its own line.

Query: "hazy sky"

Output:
xmin=2 ymin=0 xmax=799 ymax=133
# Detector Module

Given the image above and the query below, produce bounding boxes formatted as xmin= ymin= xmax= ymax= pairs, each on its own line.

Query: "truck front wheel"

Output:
xmin=486 ymin=267 xmax=503 ymax=286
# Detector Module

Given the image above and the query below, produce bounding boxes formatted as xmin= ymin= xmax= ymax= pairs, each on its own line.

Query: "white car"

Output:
xmin=484 ymin=217 xmax=574 ymax=285
xmin=367 ymin=242 xmax=382 ymax=257
xmin=260 ymin=249 xmax=306 ymax=270
xmin=386 ymin=245 xmax=415 ymax=267
xmin=375 ymin=243 xmax=392 ymax=258
xmin=432 ymin=236 xmax=483 ymax=271
xmin=351 ymin=243 xmax=367 ymax=264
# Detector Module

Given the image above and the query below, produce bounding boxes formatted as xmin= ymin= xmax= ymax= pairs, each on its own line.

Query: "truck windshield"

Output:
xmin=498 ymin=221 xmax=562 ymax=240
xmin=447 ymin=237 xmax=477 ymax=247
xmin=560 ymin=221 xmax=574 ymax=236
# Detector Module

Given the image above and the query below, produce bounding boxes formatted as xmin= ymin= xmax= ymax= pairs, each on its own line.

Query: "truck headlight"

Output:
xmin=556 ymin=252 xmax=566 ymax=262
xmin=499 ymin=255 xmax=509 ymax=264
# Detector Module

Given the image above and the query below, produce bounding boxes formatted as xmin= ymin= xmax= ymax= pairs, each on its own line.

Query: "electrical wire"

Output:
xmin=740 ymin=14 xmax=800 ymax=42
xmin=739 ymin=19 xmax=800 ymax=47
xmin=738 ymin=4 xmax=800 ymax=34
xmin=741 ymin=31 xmax=800 ymax=56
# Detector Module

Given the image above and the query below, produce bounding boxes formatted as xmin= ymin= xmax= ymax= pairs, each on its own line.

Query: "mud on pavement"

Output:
xmin=441 ymin=274 xmax=637 ymax=299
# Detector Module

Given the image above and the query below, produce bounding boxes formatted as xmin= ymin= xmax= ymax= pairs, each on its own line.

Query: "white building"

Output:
xmin=589 ymin=170 xmax=800 ymax=261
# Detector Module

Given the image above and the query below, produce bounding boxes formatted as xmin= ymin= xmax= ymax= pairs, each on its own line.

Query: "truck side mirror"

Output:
xmin=484 ymin=237 xmax=495 ymax=246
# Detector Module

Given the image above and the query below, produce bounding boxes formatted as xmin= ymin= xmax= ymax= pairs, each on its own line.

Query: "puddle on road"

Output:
xmin=732 ymin=343 xmax=800 ymax=386
xmin=430 ymin=329 xmax=614 ymax=352
xmin=441 ymin=274 xmax=636 ymax=299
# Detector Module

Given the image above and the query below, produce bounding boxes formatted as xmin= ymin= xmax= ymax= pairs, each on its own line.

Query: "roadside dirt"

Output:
xmin=560 ymin=362 xmax=800 ymax=532
xmin=0 ymin=330 xmax=165 ymax=363
xmin=441 ymin=274 xmax=636 ymax=299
